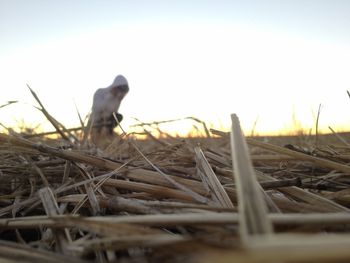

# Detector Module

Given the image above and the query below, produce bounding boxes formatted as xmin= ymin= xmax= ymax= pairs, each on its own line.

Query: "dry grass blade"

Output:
xmin=107 ymin=196 xmax=159 ymax=214
xmin=185 ymin=117 xmax=211 ymax=138
xmin=38 ymin=187 xmax=71 ymax=255
xmin=130 ymin=117 xmax=183 ymax=127
xmin=329 ymin=126 xmax=350 ymax=147
xmin=255 ymin=170 xmax=349 ymax=212
xmin=104 ymin=178 xmax=201 ymax=202
xmin=194 ymin=146 xmax=234 ymax=208
xmin=84 ymin=183 xmax=101 ymax=216
xmin=315 ymin=103 xmax=322 ymax=147
xmin=74 ymin=100 xmax=85 ymax=129
xmin=0 ymin=101 xmax=18 ymax=109
xmin=246 ymin=137 xmax=350 ymax=174
xmin=62 ymin=161 xmax=71 ymax=184
xmin=250 ymin=154 xmax=295 ymax=161
xmin=27 ymin=85 xmax=70 ymax=142
xmin=77 ymin=234 xmax=187 ymax=251
xmin=230 ymin=114 xmax=273 ymax=242
xmin=28 ymin=85 xmax=79 ymax=142
xmin=3 ymin=213 xmax=350 ymax=229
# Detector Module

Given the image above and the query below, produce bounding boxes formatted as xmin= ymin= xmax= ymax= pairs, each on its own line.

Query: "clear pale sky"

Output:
xmin=1 ymin=0 xmax=350 ymax=135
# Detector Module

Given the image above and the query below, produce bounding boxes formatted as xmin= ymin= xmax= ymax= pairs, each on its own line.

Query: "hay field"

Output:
xmin=1 ymin=91 xmax=350 ymax=262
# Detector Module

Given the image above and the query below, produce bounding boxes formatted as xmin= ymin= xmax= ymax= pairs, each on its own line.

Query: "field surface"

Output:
xmin=1 ymin=112 xmax=350 ymax=262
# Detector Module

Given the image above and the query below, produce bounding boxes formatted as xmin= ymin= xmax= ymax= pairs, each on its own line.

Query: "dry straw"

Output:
xmin=1 ymin=88 xmax=350 ymax=262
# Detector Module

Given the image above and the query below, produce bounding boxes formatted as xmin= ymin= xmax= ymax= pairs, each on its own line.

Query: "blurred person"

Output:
xmin=86 ymin=75 xmax=129 ymax=145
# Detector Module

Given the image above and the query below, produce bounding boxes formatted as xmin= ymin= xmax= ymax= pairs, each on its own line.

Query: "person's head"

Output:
xmin=110 ymin=75 xmax=129 ymax=99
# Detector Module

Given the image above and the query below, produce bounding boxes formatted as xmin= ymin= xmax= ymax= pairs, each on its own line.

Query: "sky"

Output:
xmin=1 ymin=0 xmax=350 ymax=136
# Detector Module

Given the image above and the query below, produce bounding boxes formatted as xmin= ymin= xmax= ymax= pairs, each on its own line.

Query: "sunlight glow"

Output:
xmin=1 ymin=21 xmax=350 ymax=136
